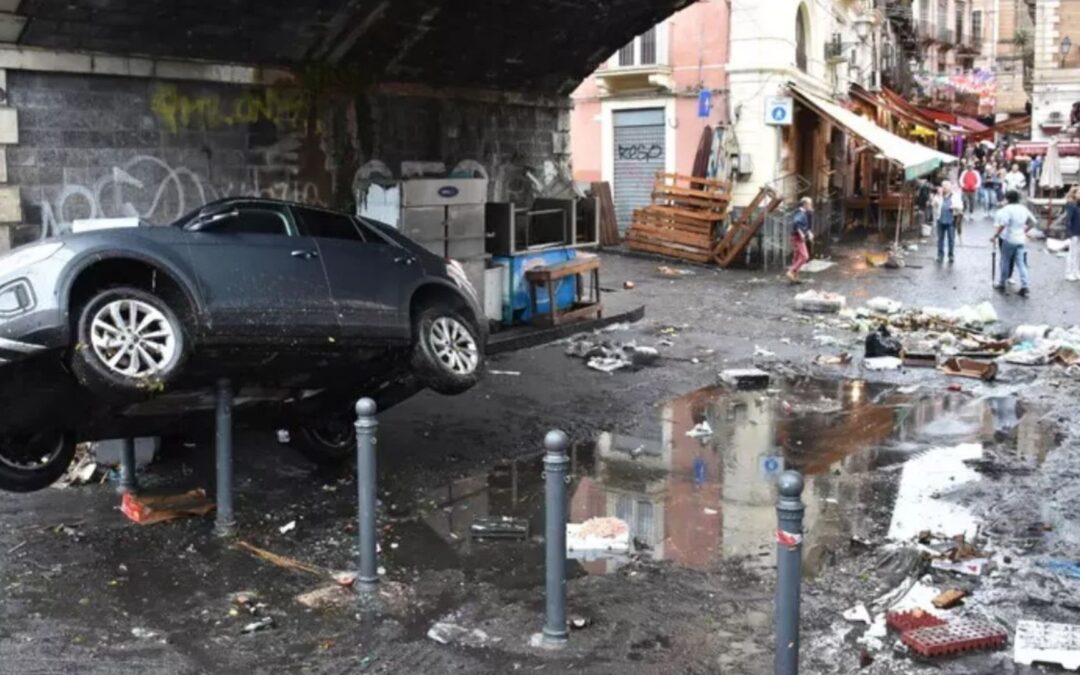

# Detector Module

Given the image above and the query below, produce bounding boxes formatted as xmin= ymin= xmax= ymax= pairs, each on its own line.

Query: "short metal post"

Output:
xmin=213 ymin=378 xmax=236 ymax=538
xmin=355 ymin=398 xmax=379 ymax=592
xmin=117 ymin=438 xmax=138 ymax=494
xmin=775 ymin=470 xmax=805 ymax=675
xmin=542 ymin=429 xmax=570 ymax=649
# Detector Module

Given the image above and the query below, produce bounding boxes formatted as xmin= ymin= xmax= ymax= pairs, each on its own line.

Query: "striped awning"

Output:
xmin=790 ymin=85 xmax=959 ymax=180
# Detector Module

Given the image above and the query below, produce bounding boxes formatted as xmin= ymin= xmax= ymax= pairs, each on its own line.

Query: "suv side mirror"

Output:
xmin=189 ymin=209 xmax=240 ymax=231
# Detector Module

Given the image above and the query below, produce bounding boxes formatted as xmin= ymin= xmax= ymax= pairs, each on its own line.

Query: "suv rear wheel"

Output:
xmin=0 ymin=430 xmax=76 ymax=492
xmin=410 ymin=306 xmax=483 ymax=395
xmin=292 ymin=416 xmax=355 ymax=465
xmin=71 ymin=287 xmax=187 ymax=398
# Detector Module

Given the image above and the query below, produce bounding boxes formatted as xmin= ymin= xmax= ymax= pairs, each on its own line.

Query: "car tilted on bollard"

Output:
xmin=0 ymin=197 xmax=487 ymax=493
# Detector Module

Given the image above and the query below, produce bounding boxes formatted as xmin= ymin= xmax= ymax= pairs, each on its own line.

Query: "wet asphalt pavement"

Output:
xmin=3 ymin=209 xmax=1080 ymax=674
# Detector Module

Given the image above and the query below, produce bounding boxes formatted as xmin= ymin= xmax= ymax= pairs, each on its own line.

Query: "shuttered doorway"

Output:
xmin=613 ymin=108 xmax=665 ymax=233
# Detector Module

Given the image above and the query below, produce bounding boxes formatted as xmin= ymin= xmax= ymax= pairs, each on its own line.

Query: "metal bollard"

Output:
xmin=774 ymin=470 xmax=805 ymax=675
xmin=355 ymin=398 xmax=379 ymax=592
xmin=117 ymin=438 xmax=138 ymax=494
xmin=213 ymin=378 xmax=236 ymax=538
xmin=542 ymin=429 xmax=570 ymax=649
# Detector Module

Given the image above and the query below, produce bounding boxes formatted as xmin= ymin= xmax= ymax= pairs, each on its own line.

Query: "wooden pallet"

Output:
xmin=712 ymin=185 xmax=783 ymax=268
xmin=624 ymin=171 xmax=733 ymax=264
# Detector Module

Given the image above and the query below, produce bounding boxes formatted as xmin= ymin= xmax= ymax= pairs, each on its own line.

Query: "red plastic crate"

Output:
xmin=887 ymin=610 xmax=946 ymax=633
xmin=901 ymin=620 xmax=1008 ymax=657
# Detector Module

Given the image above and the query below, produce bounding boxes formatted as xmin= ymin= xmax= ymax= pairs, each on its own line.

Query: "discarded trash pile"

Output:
xmin=843 ymin=532 xmax=1009 ymax=664
xmin=801 ymin=295 xmax=1080 ymax=380
xmin=565 ymin=333 xmax=661 ymax=374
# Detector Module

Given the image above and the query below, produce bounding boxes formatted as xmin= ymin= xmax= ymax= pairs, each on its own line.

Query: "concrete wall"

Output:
xmin=5 ymin=69 xmax=569 ymax=245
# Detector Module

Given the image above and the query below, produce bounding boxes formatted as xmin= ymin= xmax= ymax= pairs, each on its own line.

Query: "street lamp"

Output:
xmin=1061 ymin=35 xmax=1073 ymax=67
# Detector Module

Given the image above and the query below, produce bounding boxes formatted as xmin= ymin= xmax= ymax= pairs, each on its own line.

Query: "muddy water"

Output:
xmin=385 ymin=378 xmax=1055 ymax=583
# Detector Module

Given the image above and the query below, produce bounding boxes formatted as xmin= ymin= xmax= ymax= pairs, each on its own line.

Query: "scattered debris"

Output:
xmin=753 ymin=345 xmax=777 ymax=359
xmin=656 ymin=265 xmax=696 ymax=278
xmin=1013 ymin=620 xmax=1080 ymax=670
xmin=866 ymin=297 xmax=903 ymax=315
xmin=814 ymin=353 xmax=852 ymax=366
xmin=121 ymin=489 xmax=215 ymax=526
xmin=843 ymin=604 xmax=872 ymax=624
xmin=939 ymin=358 xmax=998 ymax=382
xmin=932 ymin=589 xmax=968 ymax=609
xmin=1039 ymin=559 xmax=1080 ymax=579
xmin=567 ymin=334 xmax=663 ymax=374
xmin=887 ymin=609 xmax=946 ymax=633
xmin=569 ymin=615 xmax=593 ymax=630
xmin=901 ymin=620 xmax=1007 ymax=657
xmin=865 ymin=327 xmax=902 ymax=358
xmin=131 ymin=627 xmax=158 ymax=639
xmin=295 ymin=585 xmax=354 ymax=610
xmin=864 ymin=357 xmax=903 ymax=371
xmin=234 ymin=541 xmax=327 ymax=577
xmin=242 ymin=617 xmax=275 ymax=634
xmin=567 ymin=517 xmax=630 ymax=555
xmin=623 ymin=280 xmax=636 ymax=290
xmin=470 ymin=516 xmax=530 ymax=540
xmin=488 ymin=370 xmax=522 ymax=376
xmin=931 ymin=558 xmax=992 ymax=576
xmin=53 ymin=445 xmax=99 ymax=488
xmin=800 ymin=259 xmax=836 ymax=273
xmin=795 ymin=290 xmax=846 ymax=314
xmin=427 ymin=616 xmax=500 ymax=647
xmin=719 ymin=368 xmax=771 ymax=390
xmin=279 ymin=521 xmax=297 ymax=535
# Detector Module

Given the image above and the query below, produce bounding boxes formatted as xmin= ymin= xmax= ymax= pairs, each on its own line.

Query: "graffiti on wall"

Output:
xmin=150 ymin=84 xmax=311 ymax=134
xmin=37 ymin=151 xmax=326 ymax=239
xmin=617 ymin=143 xmax=663 ymax=161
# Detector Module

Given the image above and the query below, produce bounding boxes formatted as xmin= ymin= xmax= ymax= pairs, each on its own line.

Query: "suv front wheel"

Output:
xmin=410 ymin=306 xmax=483 ymax=395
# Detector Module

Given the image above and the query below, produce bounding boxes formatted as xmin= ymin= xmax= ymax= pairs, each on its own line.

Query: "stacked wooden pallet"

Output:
xmin=625 ymin=173 xmax=731 ymax=264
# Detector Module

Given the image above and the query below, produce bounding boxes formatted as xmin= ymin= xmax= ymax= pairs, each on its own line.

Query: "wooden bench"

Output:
xmin=523 ymin=256 xmax=602 ymax=327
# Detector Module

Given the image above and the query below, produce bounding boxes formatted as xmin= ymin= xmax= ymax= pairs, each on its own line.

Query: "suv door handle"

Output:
xmin=393 ymin=255 xmax=416 ymax=265
xmin=291 ymin=250 xmax=319 ymax=260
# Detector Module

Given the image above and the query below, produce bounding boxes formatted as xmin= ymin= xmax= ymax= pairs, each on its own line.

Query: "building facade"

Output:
xmin=569 ymin=0 xmax=729 ymax=231
xmin=972 ymin=0 xmax=1036 ymax=117
xmin=1032 ymin=0 xmax=1080 ymax=140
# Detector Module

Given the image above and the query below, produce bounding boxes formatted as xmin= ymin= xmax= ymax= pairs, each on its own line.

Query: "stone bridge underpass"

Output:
xmin=0 ymin=0 xmax=694 ymax=248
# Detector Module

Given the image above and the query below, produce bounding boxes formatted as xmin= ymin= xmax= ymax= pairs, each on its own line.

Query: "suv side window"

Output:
xmin=296 ymin=207 xmax=366 ymax=242
xmin=200 ymin=207 xmax=292 ymax=236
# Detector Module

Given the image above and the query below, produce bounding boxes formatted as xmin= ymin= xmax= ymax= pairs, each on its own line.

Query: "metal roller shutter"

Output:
xmin=613 ymin=108 xmax=665 ymax=233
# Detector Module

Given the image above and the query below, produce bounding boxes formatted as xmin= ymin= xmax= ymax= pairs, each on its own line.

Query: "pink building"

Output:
xmin=570 ymin=1 xmax=730 ymax=231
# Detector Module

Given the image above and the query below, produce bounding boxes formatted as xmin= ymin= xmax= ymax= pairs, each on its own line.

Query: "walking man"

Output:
xmin=934 ymin=180 xmax=962 ymax=264
xmin=786 ymin=197 xmax=813 ymax=283
xmin=992 ymin=189 xmax=1036 ymax=297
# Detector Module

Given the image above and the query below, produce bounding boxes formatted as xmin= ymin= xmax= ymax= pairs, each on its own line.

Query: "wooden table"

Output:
xmin=524 ymin=256 xmax=603 ymax=327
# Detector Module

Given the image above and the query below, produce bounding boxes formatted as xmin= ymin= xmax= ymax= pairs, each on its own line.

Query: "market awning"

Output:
xmin=790 ymin=85 xmax=958 ymax=180
xmin=957 ymin=116 xmax=989 ymax=133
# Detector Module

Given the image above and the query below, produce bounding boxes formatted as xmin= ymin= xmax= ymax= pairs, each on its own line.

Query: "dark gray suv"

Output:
xmin=0 ymin=198 xmax=487 ymax=492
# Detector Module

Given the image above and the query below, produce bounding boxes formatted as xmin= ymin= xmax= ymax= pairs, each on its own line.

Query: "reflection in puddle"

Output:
xmin=391 ymin=379 xmax=1054 ymax=582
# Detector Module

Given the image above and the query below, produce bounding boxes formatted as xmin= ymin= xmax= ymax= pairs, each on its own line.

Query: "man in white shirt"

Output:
xmin=991 ymin=189 xmax=1036 ymax=297
xmin=1004 ymin=163 xmax=1027 ymax=194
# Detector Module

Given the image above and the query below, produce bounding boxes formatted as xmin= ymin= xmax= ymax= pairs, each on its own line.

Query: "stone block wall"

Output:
xmin=3 ymin=70 xmax=570 ymax=247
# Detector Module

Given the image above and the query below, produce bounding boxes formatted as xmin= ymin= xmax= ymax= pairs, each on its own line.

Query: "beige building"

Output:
xmin=1032 ymin=0 xmax=1080 ymax=139
xmin=971 ymin=0 xmax=1034 ymax=117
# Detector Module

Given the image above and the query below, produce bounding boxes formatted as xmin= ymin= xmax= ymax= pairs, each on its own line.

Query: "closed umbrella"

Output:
xmin=1040 ymin=139 xmax=1064 ymax=192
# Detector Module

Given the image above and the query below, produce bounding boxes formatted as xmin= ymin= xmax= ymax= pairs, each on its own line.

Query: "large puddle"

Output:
xmin=385 ymin=378 xmax=1055 ymax=583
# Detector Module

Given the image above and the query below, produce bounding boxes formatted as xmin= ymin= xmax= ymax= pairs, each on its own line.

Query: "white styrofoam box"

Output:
xmin=91 ymin=437 xmax=160 ymax=467
xmin=483 ymin=265 xmax=505 ymax=321
xmin=1014 ymin=620 xmax=1080 ymax=670
xmin=72 ymin=217 xmax=140 ymax=233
